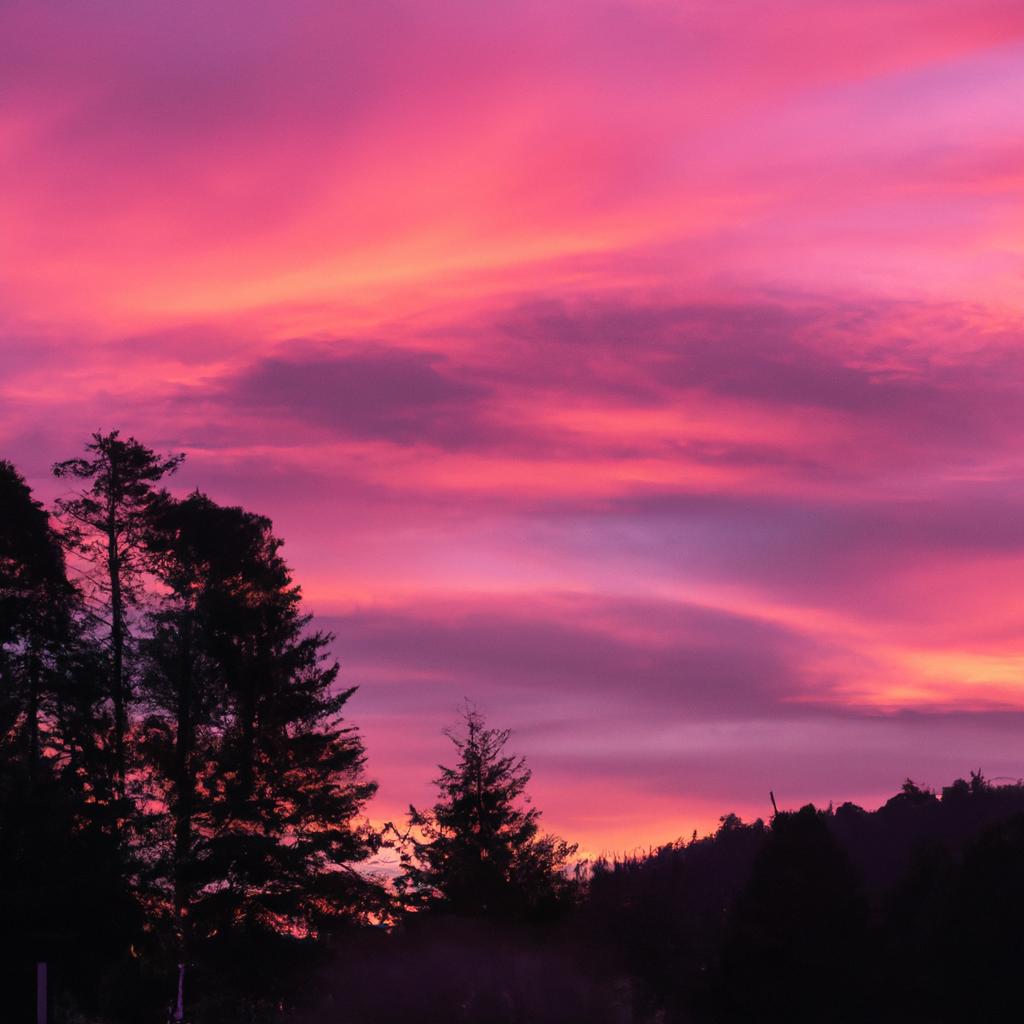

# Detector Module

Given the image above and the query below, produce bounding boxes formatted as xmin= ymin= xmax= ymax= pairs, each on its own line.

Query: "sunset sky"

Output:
xmin=4 ymin=0 xmax=1024 ymax=855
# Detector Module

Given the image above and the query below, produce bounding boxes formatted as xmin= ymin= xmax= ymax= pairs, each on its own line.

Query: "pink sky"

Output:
xmin=4 ymin=0 xmax=1024 ymax=856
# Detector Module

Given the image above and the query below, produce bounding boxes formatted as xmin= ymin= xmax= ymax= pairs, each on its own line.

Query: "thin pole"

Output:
xmin=172 ymin=962 xmax=185 ymax=1022
xmin=36 ymin=962 xmax=47 ymax=1024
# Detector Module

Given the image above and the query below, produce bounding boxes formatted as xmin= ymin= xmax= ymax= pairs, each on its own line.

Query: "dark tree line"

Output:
xmin=300 ymin=772 xmax=1024 ymax=1024
xmin=6 ymin=432 xmax=1024 ymax=1023
xmin=0 ymin=432 xmax=578 ymax=1022
xmin=1 ymin=436 xmax=384 ymax=1019
xmin=577 ymin=777 xmax=1024 ymax=1024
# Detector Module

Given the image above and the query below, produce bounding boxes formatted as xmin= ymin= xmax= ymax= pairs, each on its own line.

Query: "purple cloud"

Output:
xmin=320 ymin=593 xmax=842 ymax=718
xmin=222 ymin=346 xmax=491 ymax=446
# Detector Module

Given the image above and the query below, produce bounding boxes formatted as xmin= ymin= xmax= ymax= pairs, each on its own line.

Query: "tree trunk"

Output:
xmin=106 ymin=487 xmax=126 ymax=798
xmin=27 ymin=642 xmax=41 ymax=786
xmin=173 ymin=610 xmax=195 ymax=971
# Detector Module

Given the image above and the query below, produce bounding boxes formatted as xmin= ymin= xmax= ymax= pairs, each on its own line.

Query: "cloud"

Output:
xmin=2 ymin=0 xmax=1023 ymax=325
xmin=220 ymin=346 xmax=494 ymax=447
xmin=5 ymin=0 xmax=1024 ymax=851
xmin=321 ymin=592 xmax=846 ymax=717
xmin=492 ymin=295 xmax=1024 ymax=462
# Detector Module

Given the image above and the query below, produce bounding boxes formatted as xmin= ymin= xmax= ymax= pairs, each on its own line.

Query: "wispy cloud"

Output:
xmin=3 ymin=0 xmax=1024 ymax=849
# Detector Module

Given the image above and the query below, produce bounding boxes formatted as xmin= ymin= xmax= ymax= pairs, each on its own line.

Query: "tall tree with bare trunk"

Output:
xmin=53 ymin=431 xmax=182 ymax=797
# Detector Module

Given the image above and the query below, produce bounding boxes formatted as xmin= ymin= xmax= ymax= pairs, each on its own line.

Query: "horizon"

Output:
xmin=5 ymin=0 xmax=1024 ymax=857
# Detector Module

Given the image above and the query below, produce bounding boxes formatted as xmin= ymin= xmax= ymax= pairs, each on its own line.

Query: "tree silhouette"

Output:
xmin=135 ymin=490 xmax=234 ymax=1009
xmin=0 ymin=460 xmax=139 ymax=1021
xmin=139 ymin=491 xmax=380 ymax=1017
xmin=53 ymin=431 xmax=183 ymax=795
xmin=398 ymin=707 xmax=577 ymax=920
xmin=584 ymin=812 xmax=769 ymax=1021
xmin=938 ymin=814 xmax=1024 ymax=1021
xmin=0 ymin=460 xmax=71 ymax=776
xmin=714 ymin=805 xmax=869 ymax=1023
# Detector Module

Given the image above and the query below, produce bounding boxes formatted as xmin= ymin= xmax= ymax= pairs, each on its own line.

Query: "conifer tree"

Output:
xmin=53 ymin=431 xmax=183 ymax=795
xmin=399 ymin=707 xmax=577 ymax=920
xmin=0 ymin=460 xmax=139 ymax=1019
xmin=139 ymin=492 xmax=380 ymax=1014
xmin=135 ymin=491 xmax=230 ymax=1001
xmin=0 ymin=459 xmax=71 ymax=773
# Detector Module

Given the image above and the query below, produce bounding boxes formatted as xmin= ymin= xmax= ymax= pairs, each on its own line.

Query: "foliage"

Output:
xmin=397 ymin=707 xmax=578 ymax=922
xmin=0 ymin=460 xmax=139 ymax=1020
xmin=53 ymin=431 xmax=183 ymax=792
xmin=1 ymin=436 xmax=384 ymax=1021
xmin=139 ymin=490 xmax=382 ymax=1014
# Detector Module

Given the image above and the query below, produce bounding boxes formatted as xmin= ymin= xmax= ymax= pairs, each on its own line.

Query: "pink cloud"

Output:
xmin=4 ymin=0 xmax=1024 ymax=850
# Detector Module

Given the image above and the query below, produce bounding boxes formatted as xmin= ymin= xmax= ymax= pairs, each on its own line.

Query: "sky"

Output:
xmin=3 ymin=0 xmax=1024 ymax=856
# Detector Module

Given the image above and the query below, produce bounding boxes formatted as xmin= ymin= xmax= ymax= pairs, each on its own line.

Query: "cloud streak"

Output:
xmin=3 ymin=0 xmax=1024 ymax=849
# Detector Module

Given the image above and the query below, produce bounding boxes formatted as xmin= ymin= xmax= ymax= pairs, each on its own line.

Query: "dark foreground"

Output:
xmin=8 ymin=774 xmax=1024 ymax=1023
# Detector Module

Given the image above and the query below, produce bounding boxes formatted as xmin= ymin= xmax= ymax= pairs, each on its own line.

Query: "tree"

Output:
xmin=0 ymin=460 xmax=139 ymax=1020
xmin=53 ymin=431 xmax=183 ymax=794
xmin=715 ymin=805 xmax=870 ymax=1023
xmin=135 ymin=491 xmax=232 ymax=1008
xmin=139 ymin=491 xmax=380 ymax=1017
xmin=1 ymin=462 xmax=115 ymax=809
xmin=0 ymin=459 xmax=71 ymax=774
xmin=398 ymin=707 xmax=577 ymax=920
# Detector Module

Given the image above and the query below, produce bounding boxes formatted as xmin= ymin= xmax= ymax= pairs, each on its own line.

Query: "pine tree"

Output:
xmin=139 ymin=491 xmax=381 ymax=1015
xmin=53 ymin=431 xmax=183 ymax=795
xmin=0 ymin=462 xmax=113 ymax=809
xmin=135 ymin=491 xmax=231 ymax=1004
xmin=398 ymin=707 xmax=578 ymax=920
xmin=0 ymin=460 xmax=139 ymax=1019
xmin=0 ymin=459 xmax=71 ymax=774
